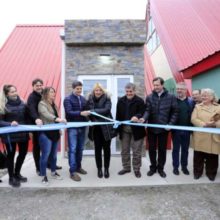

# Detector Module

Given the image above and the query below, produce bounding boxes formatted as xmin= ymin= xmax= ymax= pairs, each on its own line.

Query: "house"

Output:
xmin=145 ymin=0 xmax=220 ymax=96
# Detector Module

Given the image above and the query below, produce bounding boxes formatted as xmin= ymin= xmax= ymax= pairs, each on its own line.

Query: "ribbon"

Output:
xmin=0 ymin=112 xmax=220 ymax=134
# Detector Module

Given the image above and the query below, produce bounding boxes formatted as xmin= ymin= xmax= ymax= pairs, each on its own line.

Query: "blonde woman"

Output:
xmin=191 ymin=88 xmax=220 ymax=181
xmin=87 ymin=83 xmax=115 ymax=178
xmin=0 ymin=85 xmax=29 ymax=187
xmin=38 ymin=87 xmax=66 ymax=185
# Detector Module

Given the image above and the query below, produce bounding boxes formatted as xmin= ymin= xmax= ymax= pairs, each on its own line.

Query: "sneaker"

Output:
xmin=9 ymin=177 xmax=20 ymax=188
xmin=51 ymin=172 xmax=63 ymax=180
xmin=70 ymin=173 xmax=81 ymax=182
xmin=182 ymin=168 xmax=190 ymax=175
xmin=42 ymin=176 xmax=49 ymax=186
xmin=173 ymin=168 xmax=179 ymax=175
xmin=14 ymin=174 xmax=28 ymax=183
xmin=76 ymin=168 xmax=87 ymax=175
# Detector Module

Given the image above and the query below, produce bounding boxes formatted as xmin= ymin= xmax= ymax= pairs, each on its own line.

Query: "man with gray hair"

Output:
xmin=172 ymin=82 xmax=194 ymax=175
xmin=116 ymin=83 xmax=146 ymax=178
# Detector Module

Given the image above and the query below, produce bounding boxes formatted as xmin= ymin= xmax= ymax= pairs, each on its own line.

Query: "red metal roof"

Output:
xmin=0 ymin=25 xmax=63 ymax=107
xmin=150 ymin=0 xmax=220 ymax=78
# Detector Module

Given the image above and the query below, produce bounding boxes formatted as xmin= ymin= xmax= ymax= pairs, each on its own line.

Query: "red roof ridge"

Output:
xmin=16 ymin=24 xmax=64 ymax=28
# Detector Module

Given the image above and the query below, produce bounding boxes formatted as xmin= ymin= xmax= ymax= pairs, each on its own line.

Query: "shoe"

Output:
xmin=51 ymin=172 xmax=63 ymax=180
xmin=98 ymin=169 xmax=103 ymax=178
xmin=47 ymin=164 xmax=62 ymax=170
xmin=76 ymin=168 xmax=87 ymax=175
xmin=158 ymin=170 xmax=166 ymax=178
xmin=56 ymin=165 xmax=62 ymax=170
xmin=0 ymin=179 xmax=2 ymax=183
xmin=36 ymin=170 xmax=41 ymax=176
xmin=194 ymin=174 xmax=201 ymax=180
xmin=104 ymin=168 xmax=109 ymax=178
xmin=134 ymin=171 xmax=141 ymax=178
xmin=207 ymin=175 xmax=215 ymax=181
xmin=42 ymin=176 xmax=49 ymax=186
xmin=118 ymin=169 xmax=131 ymax=175
xmin=9 ymin=177 xmax=20 ymax=188
xmin=182 ymin=168 xmax=190 ymax=175
xmin=70 ymin=173 xmax=81 ymax=182
xmin=147 ymin=170 xmax=156 ymax=176
xmin=14 ymin=174 xmax=28 ymax=183
xmin=173 ymin=168 xmax=179 ymax=175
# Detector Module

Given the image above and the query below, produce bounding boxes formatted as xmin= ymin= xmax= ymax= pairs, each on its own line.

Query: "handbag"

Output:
xmin=0 ymin=145 xmax=7 ymax=169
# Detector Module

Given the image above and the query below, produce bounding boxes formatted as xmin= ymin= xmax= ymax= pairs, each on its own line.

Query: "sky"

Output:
xmin=0 ymin=0 xmax=147 ymax=47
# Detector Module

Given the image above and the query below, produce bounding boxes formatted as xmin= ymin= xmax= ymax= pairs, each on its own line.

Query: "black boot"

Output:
xmin=104 ymin=168 xmax=109 ymax=178
xmin=14 ymin=174 xmax=28 ymax=183
xmin=97 ymin=168 xmax=103 ymax=178
xmin=9 ymin=177 xmax=20 ymax=188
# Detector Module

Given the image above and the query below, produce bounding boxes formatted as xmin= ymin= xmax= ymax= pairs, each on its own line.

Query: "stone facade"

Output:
xmin=64 ymin=20 xmax=146 ymax=98
xmin=65 ymin=20 xmax=146 ymax=45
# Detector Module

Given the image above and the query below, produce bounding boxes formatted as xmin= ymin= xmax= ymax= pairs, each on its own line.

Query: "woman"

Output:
xmin=191 ymin=88 xmax=220 ymax=181
xmin=0 ymin=85 xmax=29 ymax=187
xmin=38 ymin=87 xmax=66 ymax=185
xmin=87 ymin=83 xmax=115 ymax=178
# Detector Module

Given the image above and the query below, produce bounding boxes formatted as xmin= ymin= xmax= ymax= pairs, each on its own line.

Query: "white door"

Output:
xmin=78 ymin=75 xmax=133 ymax=155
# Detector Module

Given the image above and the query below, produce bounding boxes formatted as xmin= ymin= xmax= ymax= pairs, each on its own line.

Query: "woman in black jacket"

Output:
xmin=87 ymin=83 xmax=115 ymax=178
xmin=0 ymin=85 xmax=29 ymax=187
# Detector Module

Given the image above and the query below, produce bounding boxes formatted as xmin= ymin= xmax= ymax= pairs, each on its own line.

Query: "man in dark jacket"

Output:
xmin=116 ymin=83 xmax=146 ymax=178
xmin=139 ymin=77 xmax=178 ymax=178
xmin=172 ymin=82 xmax=194 ymax=176
xmin=64 ymin=80 xmax=89 ymax=182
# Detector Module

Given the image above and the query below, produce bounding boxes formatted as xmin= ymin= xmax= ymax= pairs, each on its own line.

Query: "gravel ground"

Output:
xmin=0 ymin=184 xmax=219 ymax=220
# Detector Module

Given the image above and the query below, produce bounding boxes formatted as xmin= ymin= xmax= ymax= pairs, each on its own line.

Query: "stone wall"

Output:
xmin=65 ymin=45 xmax=145 ymax=98
xmin=65 ymin=20 xmax=146 ymax=45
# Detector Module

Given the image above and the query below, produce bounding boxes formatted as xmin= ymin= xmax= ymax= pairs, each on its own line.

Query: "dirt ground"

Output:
xmin=0 ymin=184 xmax=219 ymax=220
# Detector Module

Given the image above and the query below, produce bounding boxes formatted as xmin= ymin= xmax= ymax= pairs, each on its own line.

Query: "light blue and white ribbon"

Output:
xmin=0 ymin=112 xmax=220 ymax=134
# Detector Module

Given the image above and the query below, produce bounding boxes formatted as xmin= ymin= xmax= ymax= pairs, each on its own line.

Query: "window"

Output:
xmin=147 ymin=18 xmax=160 ymax=54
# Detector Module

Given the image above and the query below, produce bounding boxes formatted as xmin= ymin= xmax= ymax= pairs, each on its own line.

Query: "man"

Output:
xmin=192 ymin=89 xmax=202 ymax=104
xmin=116 ymin=83 xmax=146 ymax=178
xmin=172 ymin=82 xmax=194 ymax=175
xmin=27 ymin=78 xmax=61 ymax=175
xmin=139 ymin=77 xmax=178 ymax=178
xmin=64 ymin=80 xmax=90 ymax=182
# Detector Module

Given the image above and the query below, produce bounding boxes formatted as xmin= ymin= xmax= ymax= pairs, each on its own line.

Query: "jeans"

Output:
xmin=67 ymin=127 xmax=86 ymax=174
xmin=172 ymin=130 xmax=190 ymax=169
xmin=39 ymin=132 xmax=59 ymax=176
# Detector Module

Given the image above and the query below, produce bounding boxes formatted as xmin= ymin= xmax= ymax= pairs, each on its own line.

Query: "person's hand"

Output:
xmin=204 ymin=121 xmax=216 ymax=128
xmin=11 ymin=121 xmax=18 ymax=126
xmin=138 ymin=118 xmax=145 ymax=123
xmin=130 ymin=116 xmax=139 ymax=122
xmin=164 ymin=124 xmax=171 ymax=131
xmin=55 ymin=118 xmax=67 ymax=124
xmin=80 ymin=111 xmax=90 ymax=117
xmin=35 ymin=118 xmax=43 ymax=126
